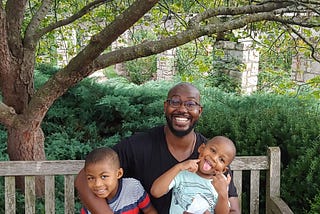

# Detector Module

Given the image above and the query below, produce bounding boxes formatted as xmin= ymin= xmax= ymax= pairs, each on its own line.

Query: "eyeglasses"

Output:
xmin=166 ymin=98 xmax=201 ymax=111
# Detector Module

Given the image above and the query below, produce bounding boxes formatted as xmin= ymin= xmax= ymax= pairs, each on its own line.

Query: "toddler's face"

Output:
xmin=197 ymin=140 xmax=234 ymax=178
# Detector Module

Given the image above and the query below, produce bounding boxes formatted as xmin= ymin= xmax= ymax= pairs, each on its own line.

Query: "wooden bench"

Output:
xmin=0 ymin=147 xmax=293 ymax=214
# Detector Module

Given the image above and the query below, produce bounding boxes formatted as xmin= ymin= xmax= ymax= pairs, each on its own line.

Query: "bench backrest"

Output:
xmin=0 ymin=147 xmax=292 ymax=214
xmin=0 ymin=160 xmax=84 ymax=214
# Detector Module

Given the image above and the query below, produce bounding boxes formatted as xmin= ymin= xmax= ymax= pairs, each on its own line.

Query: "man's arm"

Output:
xmin=225 ymin=167 xmax=240 ymax=214
xmin=142 ymin=204 xmax=158 ymax=214
xmin=228 ymin=197 xmax=240 ymax=214
xmin=74 ymin=168 xmax=113 ymax=214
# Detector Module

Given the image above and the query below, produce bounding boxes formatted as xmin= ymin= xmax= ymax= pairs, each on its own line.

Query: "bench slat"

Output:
xmin=250 ymin=170 xmax=260 ymax=213
xmin=25 ymin=176 xmax=36 ymax=214
xmin=65 ymin=175 xmax=75 ymax=214
xmin=230 ymin=156 xmax=268 ymax=170
xmin=45 ymin=175 xmax=55 ymax=214
xmin=5 ymin=176 xmax=15 ymax=214
xmin=0 ymin=160 xmax=84 ymax=176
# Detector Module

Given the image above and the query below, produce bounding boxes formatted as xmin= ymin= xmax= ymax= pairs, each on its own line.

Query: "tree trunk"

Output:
xmin=7 ymin=127 xmax=46 ymax=196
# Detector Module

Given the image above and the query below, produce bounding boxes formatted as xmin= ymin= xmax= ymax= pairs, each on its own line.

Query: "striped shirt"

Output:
xmin=81 ymin=178 xmax=151 ymax=214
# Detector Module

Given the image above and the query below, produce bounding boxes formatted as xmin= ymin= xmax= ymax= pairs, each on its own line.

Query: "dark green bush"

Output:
xmin=0 ymin=128 xmax=8 ymax=161
xmin=282 ymin=138 xmax=320 ymax=213
xmin=310 ymin=192 xmax=320 ymax=214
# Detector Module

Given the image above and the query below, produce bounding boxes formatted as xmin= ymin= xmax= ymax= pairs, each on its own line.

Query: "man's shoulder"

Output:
xmin=128 ymin=125 xmax=164 ymax=141
xmin=195 ymin=131 xmax=208 ymax=146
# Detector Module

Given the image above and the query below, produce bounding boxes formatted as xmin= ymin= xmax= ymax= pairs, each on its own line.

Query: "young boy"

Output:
xmin=81 ymin=147 xmax=157 ymax=214
xmin=151 ymin=136 xmax=236 ymax=214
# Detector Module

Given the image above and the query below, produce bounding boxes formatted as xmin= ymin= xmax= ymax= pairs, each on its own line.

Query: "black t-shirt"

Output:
xmin=113 ymin=125 xmax=238 ymax=214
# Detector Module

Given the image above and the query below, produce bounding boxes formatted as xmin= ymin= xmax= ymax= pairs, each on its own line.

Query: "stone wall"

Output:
xmin=291 ymin=53 xmax=320 ymax=83
xmin=156 ymin=48 xmax=177 ymax=80
xmin=154 ymin=40 xmax=260 ymax=94
xmin=213 ymin=40 xmax=260 ymax=94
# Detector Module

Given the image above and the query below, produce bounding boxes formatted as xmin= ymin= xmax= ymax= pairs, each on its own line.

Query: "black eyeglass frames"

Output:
xmin=166 ymin=99 xmax=201 ymax=111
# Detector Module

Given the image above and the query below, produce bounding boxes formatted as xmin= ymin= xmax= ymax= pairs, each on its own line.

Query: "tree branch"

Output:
xmin=92 ymin=12 xmax=282 ymax=70
xmin=287 ymin=24 xmax=320 ymax=63
xmin=36 ymin=0 xmax=109 ymax=39
xmin=24 ymin=0 xmax=52 ymax=49
xmin=0 ymin=102 xmax=17 ymax=127
xmin=5 ymin=0 xmax=27 ymax=57
xmin=188 ymin=1 xmax=292 ymax=27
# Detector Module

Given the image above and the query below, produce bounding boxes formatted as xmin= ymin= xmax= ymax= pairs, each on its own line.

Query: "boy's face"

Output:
xmin=85 ymin=160 xmax=123 ymax=200
xmin=197 ymin=140 xmax=235 ymax=178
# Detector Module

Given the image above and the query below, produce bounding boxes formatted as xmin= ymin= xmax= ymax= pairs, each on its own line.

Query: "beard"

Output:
xmin=165 ymin=115 xmax=197 ymax=137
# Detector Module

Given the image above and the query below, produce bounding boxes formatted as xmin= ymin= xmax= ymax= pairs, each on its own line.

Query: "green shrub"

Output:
xmin=282 ymin=139 xmax=320 ymax=213
xmin=310 ymin=193 xmax=320 ymax=214
xmin=0 ymin=128 xmax=8 ymax=161
xmin=125 ymin=55 xmax=157 ymax=85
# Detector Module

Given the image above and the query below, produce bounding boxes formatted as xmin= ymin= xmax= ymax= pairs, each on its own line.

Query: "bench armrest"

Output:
xmin=268 ymin=196 xmax=293 ymax=214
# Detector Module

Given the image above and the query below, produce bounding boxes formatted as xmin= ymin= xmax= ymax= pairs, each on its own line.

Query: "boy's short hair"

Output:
xmin=206 ymin=136 xmax=236 ymax=160
xmin=84 ymin=147 xmax=120 ymax=169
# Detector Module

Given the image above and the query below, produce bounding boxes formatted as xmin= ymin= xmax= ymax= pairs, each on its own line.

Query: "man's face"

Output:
xmin=164 ymin=85 xmax=202 ymax=137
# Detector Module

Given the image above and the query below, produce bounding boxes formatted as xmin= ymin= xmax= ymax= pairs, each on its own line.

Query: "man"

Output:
xmin=75 ymin=82 xmax=240 ymax=213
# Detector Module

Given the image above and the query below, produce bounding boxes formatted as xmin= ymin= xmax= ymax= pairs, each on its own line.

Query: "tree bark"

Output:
xmin=7 ymin=127 xmax=46 ymax=196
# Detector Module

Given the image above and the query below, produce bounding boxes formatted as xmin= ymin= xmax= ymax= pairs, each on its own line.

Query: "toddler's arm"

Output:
xmin=213 ymin=173 xmax=231 ymax=214
xmin=150 ymin=159 xmax=200 ymax=198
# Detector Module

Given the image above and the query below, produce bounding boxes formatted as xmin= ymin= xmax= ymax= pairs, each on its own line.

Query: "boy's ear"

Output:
xmin=197 ymin=143 xmax=206 ymax=153
xmin=117 ymin=168 xmax=124 ymax=179
xmin=222 ymin=166 xmax=229 ymax=174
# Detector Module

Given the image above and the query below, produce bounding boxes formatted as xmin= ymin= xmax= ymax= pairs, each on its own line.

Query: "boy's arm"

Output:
xmin=75 ymin=168 xmax=113 ymax=214
xmin=150 ymin=159 xmax=199 ymax=198
xmin=213 ymin=173 xmax=231 ymax=214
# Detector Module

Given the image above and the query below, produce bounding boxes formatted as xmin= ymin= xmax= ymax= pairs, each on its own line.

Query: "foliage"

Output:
xmin=197 ymin=87 xmax=319 ymax=157
xmin=125 ymin=55 xmax=157 ymax=84
xmin=95 ymin=78 xmax=169 ymax=133
xmin=0 ymin=128 xmax=8 ymax=161
xmin=176 ymin=39 xmax=241 ymax=93
xmin=41 ymin=74 xmax=172 ymax=160
xmin=121 ymin=29 xmax=158 ymax=84
xmin=310 ymin=192 xmax=320 ymax=214
xmin=257 ymin=46 xmax=294 ymax=94
xmin=282 ymin=139 xmax=320 ymax=213
xmin=42 ymin=77 xmax=118 ymax=160
xmin=176 ymin=39 xmax=213 ymax=80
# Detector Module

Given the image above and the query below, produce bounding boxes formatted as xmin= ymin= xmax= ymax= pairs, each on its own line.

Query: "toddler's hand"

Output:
xmin=180 ymin=159 xmax=200 ymax=173
xmin=212 ymin=172 xmax=230 ymax=194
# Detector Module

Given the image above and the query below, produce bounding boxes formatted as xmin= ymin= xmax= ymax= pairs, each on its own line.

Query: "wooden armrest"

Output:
xmin=269 ymin=196 xmax=293 ymax=214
